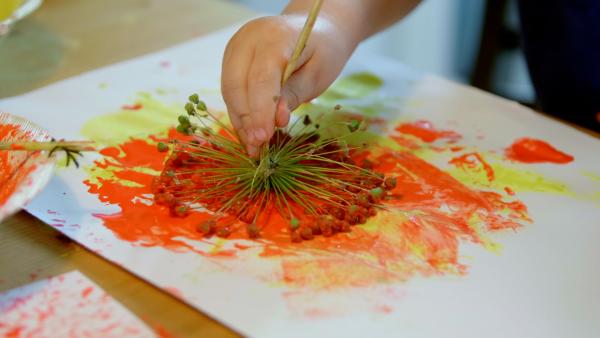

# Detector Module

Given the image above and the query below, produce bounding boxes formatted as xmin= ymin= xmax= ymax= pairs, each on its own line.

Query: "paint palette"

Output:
xmin=0 ymin=112 xmax=55 ymax=222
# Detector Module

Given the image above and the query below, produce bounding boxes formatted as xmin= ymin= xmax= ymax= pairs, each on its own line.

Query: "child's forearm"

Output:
xmin=283 ymin=0 xmax=422 ymax=44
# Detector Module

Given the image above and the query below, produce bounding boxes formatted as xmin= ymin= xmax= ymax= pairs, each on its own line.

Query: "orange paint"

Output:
xmin=121 ymin=103 xmax=143 ymax=110
xmin=0 ymin=124 xmax=41 ymax=206
xmin=504 ymin=187 xmax=515 ymax=196
xmin=449 ymin=152 xmax=495 ymax=182
xmin=505 ymin=138 xmax=574 ymax=164
xmin=396 ymin=120 xmax=461 ymax=143
xmin=83 ymin=120 xmax=531 ymax=290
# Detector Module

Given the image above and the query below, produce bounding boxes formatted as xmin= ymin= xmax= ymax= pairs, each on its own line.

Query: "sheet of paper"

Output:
xmin=0 ymin=24 xmax=599 ymax=338
xmin=0 ymin=271 xmax=155 ymax=337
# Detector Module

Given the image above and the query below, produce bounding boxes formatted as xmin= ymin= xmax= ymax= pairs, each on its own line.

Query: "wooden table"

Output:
xmin=2 ymin=1 xmax=599 ymax=337
xmin=0 ymin=0 xmax=254 ymax=336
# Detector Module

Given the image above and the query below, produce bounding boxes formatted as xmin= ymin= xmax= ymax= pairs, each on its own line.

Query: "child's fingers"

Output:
xmin=280 ymin=63 xmax=322 ymax=111
xmin=246 ymin=50 xmax=284 ymax=145
xmin=221 ymin=42 xmax=254 ymax=148
xmin=275 ymin=97 xmax=291 ymax=128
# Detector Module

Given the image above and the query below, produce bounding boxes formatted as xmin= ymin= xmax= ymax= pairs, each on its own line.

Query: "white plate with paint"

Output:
xmin=0 ymin=112 xmax=55 ymax=222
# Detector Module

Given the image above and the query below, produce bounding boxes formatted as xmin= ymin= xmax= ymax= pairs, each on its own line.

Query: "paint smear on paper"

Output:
xmin=0 ymin=271 xmax=154 ymax=338
xmin=505 ymin=137 xmax=574 ymax=164
xmin=396 ymin=120 xmax=461 ymax=143
xmin=0 ymin=124 xmax=41 ymax=206
xmin=80 ymin=93 xmax=181 ymax=145
xmin=82 ymin=121 xmax=532 ymax=290
xmin=78 ymin=73 xmax=582 ymax=309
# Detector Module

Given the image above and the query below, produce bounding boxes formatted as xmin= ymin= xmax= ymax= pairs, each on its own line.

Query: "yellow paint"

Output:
xmin=320 ymin=72 xmax=383 ymax=101
xmin=80 ymin=92 xmax=181 ymax=144
xmin=0 ymin=0 xmax=21 ymax=20
xmin=447 ymin=153 xmax=572 ymax=195
xmin=84 ymin=165 xmax=144 ymax=188
xmin=583 ymin=171 xmax=600 ymax=182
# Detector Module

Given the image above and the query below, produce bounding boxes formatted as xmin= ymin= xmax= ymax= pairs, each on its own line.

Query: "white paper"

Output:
xmin=0 ymin=24 xmax=599 ymax=338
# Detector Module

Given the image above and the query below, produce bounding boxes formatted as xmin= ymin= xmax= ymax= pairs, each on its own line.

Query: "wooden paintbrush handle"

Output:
xmin=281 ymin=0 xmax=324 ymax=86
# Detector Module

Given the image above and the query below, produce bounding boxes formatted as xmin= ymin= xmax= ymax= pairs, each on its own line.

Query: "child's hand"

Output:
xmin=221 ymin=15 xmax=356 ymax=157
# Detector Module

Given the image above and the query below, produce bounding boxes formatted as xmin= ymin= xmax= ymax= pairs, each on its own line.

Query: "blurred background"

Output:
xmin=233 ymin=0 xmax=536 ymax=106
xmin=1 ymin=0 xmax=535 ymax=106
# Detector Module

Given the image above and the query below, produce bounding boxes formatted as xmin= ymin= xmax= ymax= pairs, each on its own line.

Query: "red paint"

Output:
xmin=0 ymin=273 xmax=149 ymax=337
xmin=163 ymin=287 xmax=183 ymax=299
xmin=374 ymin=305 xmax=393 ymax=314
xmin=449 ymin=152 xmax=495 ymax=182
xmin=81 ymin=287 xmax=94 ymax=298
xmin=504 ymin=187 xmax=515 ymax=196
xmin=85 ymin=131 xmax=216 ymax=253
xmin=153 ymin=324 xmax=176 ymax=338
xmin=5 ymin=326 xmax=23 ymax=338
xmin=506 ymin=138 xmax=574 ymax=164
xmin=396 ymin=120 xmax=461 ymax=143
xmin=0 ymin=124 xmax=41 ymax=206
xmin=121 ymin=103 xmax=143 ymax=110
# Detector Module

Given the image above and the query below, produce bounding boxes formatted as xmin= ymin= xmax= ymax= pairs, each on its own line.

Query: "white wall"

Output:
xmin=231 ymin=0 xmax=533 ymax=101
xmin=231 ymin=0 xmax=481 ymax=82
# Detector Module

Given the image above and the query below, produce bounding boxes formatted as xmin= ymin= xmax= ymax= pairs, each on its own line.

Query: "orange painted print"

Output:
xmin=83 ymin=119 xmax=536 ymax=290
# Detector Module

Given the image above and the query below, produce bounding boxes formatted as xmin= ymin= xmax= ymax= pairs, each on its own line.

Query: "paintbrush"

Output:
xmin=0 ymin=140 xmax=97 ymax=152
xmin=281 ymin=0 xmax=324 ymax=85
xmin=0 ymin=140 xmax=97 ymax=167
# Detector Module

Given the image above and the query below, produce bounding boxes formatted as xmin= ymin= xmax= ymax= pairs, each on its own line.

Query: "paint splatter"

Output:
xmin=82 ymin=120 xmax=531 ymax=290
xmin=77 ymin=74 xmax=580 ymax=301
xmin=396 ymin=120 xmax=461 ymax=143
xmin=505 ymin=137 xmax=574 ymax=164
xmin=121 ymin=103 xmax=143 ymax=111
xmin=0 ymin=271 xmax=154 ymax=337
xmin=0 ymin=123 xmax=42 ymax=207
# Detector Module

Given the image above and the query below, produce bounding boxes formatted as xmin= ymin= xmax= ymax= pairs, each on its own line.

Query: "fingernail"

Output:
xmin=254 ymin=128 xmax=268 ymax=142
xmin=246 ymin=129 xmax=256 ymax=144
xmin=247 ymin=145 xmax=258 ymax=158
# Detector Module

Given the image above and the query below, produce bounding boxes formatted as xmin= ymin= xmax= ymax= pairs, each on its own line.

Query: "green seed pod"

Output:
xmin=176 ymin=124 xmax=189 ymax=135
xmin=189 ymin=93 xmax=200 ymax=104
xmin=196 ymin=100 xmax=207 ymax=111
xmin=347 ymin=120 xmax=360 ymax=132
xmin=348 ymin=204 xmax=359 ymax=215
xmin=178 ymin=115 xmax=190 ymax=126
xmin=290 ymin=218 xmax=300 ymax=230
xmin=157 ymin=142 xmax=169 ymax=152
xmin=185 ymin=102 xmax=195 ymax=115
xmin=370 ymin=187 xmax=384 ymax=199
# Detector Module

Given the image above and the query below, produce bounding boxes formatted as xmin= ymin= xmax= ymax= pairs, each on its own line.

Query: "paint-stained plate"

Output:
xmin=0 ymin=112 xmax=54 ymax=221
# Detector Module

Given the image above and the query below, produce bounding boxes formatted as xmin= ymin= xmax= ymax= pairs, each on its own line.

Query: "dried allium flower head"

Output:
xmin=153 ymin=94 xmax=397 ymax=242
